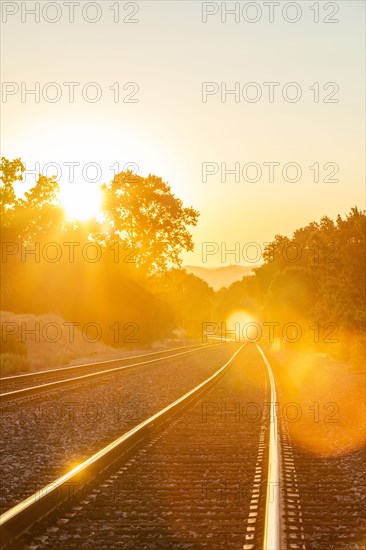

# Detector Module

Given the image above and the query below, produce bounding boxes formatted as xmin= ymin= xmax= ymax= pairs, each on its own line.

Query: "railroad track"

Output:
xmin=1 ymin=342 xmax=299 ymax=549
xmin=0 ymin=343 xmax=220 ymax=403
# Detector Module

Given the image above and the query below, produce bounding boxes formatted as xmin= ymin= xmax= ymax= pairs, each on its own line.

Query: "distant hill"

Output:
xmin=183 ymin=265 xmax=253 ymax=290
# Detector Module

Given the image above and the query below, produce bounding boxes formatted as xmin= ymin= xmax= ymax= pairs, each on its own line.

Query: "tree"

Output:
xmin=100 ymin=171 xmax=199 ymax=274
xmin=0 ymin=157 xmax=25 ymax=231
xmin=252 ymin=208 xmax=365 ymax=330
xmin=0 ymin=157 xmax=63 ymax=242
xmin=1 ymin=158 xmax=200 ymax=347
xmin=151 ymin=269 xmax=214 ymax=338
xmin=212 ymin=274 xmax=260 ymax=324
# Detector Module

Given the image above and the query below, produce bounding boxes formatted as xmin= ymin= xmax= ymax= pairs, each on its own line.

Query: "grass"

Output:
xmin=0 ymin=353 xmax=31 ymax=376
xmin=0 ymin=311 xmax=122 ymax=373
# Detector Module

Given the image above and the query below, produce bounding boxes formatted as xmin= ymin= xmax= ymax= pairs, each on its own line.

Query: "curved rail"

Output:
xmin=256 ymin=344 xmax=281 ymax=550
xmin=0 ymin=343 xmax=245 ymax=548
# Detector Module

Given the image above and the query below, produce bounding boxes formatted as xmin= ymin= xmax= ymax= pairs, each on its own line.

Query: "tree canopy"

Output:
xmin=100 ymin=171 xmax=199 ymax=274
xmin=1 ymin=158 xmax=199 ymax=275
xmin=0 ymin=157 xmax=201 ymax=346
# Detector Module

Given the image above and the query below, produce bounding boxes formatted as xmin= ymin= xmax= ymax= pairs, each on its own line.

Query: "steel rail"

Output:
xmin=0 ymin=343 xmax=245 ymax=548
xmin=0 ymin=343 xmax=221 ymax=404
xmin=256 ymin=344 xmax=281 ymax=550
xmin=0 ymin=342 xmax=213 ymax=384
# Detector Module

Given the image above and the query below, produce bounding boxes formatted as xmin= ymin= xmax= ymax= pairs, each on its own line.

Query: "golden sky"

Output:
xmin=1 ymin=1 xmax=365 ymax=265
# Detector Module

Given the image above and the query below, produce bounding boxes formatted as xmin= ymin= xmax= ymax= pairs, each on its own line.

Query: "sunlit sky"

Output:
xmin=1 ymin=1 xmax=365 ymax=265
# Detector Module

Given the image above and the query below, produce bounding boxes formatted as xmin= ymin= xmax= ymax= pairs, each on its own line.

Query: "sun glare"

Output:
xmin=225 ymin=309 xmax=258 ymax=342
xmin=59 ymin=183 xmax=102 ymax=221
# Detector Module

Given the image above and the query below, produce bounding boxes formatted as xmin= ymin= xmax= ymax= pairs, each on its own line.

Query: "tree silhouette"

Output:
xmin=152 ymin=268 xmax=214 ymax=338
xmin=0 ymin=157 xmax=25 ymax=232
xmin=232 ymin=208 xmax=365 ymax=332
xmin=0 ymin=157 xmax=63 ymax=242
xmin=1 ymin=158 xmax=202 ymax=347
xmin=100 ymin=171 xmax=199 ymax=274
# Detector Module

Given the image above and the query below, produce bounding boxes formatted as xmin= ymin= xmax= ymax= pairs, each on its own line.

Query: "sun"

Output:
xmin=59 ymin=182 xmax=102 ymax=221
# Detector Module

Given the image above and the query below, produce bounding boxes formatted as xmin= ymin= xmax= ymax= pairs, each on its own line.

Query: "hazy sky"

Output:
xmin=1 ymin=0 xmax=365 ymax=265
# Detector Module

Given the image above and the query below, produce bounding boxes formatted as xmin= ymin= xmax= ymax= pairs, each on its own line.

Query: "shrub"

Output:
xmin=1 ymin=328 xmax=27 ymax=356
xmin=0 ymin=353 xmax=30 ymax=375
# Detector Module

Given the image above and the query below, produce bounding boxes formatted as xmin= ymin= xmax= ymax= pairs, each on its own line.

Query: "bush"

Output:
xmin=1 ymin=329 xmax=27 ymax=355
xmin=0 ymin=353 xmax=30 ymax=375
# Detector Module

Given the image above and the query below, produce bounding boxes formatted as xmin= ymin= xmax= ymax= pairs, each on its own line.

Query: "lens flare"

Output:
xmin=225 ymin=309 xmax=259 ymax=342
xmin=275 ymin=350 xmax=365 ymax=457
